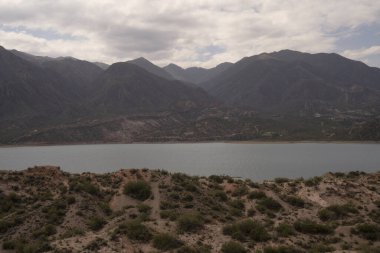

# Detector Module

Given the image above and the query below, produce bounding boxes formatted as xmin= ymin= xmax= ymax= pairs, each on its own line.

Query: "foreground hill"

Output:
xmin=204 ymin=50 xmax=380 ymax=115
xmin=1 ymin=166 xmax=380 ymax=252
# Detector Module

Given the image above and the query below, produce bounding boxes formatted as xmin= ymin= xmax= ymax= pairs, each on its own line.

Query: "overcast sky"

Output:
xmin=1 ymin=0 xmax=380 ymax=68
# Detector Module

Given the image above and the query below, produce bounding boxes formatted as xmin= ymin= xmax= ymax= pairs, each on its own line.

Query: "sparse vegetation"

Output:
xmin=177 ymin=213 xmax=204 ymax=233
xmin=221 ymin=241 xmax=247 ymax=253
xmin=304 ymin=176 xmax=322 ymax=187
xmin=318 ymin=203 xmax=358 ymax=221
xmin=274 ymin=178 xmax=290 ymax=184
xmin=257 ymin=197 xmax=282 ymax=212
xmin=294 ymin=219 xmax=333 ymax=234
xmin=88 ymin=216 xmax=106 ymax=231
xmin=152 ymin=233 xmax=183 ymax=250
xmin=247 ymin=191 xmax=266 ymax=200
xmin=177 ymin=244 xmax=211 ymax=253
xmin=69 ymin=177 xmax=101 ymax=196
xmin=352 ymin=223 xmax=380 ymax=240
xmin=124 ymin=180 xmax=152 ymax=201
xmin=223 ymin=219 xmax=270 ymax=242
xmin=117 ymin=219 xmax=152 ymax=241
xmin=0 ymin=167 xmax=379 ymax=252
xmin=281 ymin=195 xmax=305 ymax=207
xmin=276 ymin=222 xmax=296 ymax=237
xmin=263 ymin=246 xmax=303 ymax=253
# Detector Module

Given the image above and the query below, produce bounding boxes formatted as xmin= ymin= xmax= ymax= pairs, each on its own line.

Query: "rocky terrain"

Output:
xmin=1 ymin=166 xmax=380 ymax=252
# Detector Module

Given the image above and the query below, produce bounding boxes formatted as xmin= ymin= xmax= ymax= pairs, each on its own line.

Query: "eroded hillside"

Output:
xmin=1 ymin=167 xmax=380 ymax=252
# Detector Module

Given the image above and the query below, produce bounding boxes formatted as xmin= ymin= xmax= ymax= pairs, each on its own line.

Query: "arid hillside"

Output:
xmin=1 ymin=167 xmax=380 ymax=253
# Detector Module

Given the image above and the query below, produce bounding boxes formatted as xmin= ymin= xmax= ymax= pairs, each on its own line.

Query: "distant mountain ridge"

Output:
xmin=89 ymin=62 xmax=214 ymax=114
xmin=164 ymin=62 xmax=233 ymax=84
xmin=0 ymin=46 xmax=216 ymax=122
xmin=128 ymin=57 xmax=174 ymax=80
xmin=1 ymin=46 xmax=379 ymax=143
xmin=203 ymin=50 xmax=380 ymax=115
xmin=0 ymin=46 xmax=75 ymax=122
xmin=41 ymin=58 xmax=104 ymax=95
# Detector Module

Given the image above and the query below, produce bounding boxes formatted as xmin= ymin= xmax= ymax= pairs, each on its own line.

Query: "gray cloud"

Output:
xmin=0 ymin=0 xmax=379 ymax=68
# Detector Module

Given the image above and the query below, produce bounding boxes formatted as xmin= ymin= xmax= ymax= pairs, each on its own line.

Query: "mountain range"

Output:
xmin=0 ymin=45 xmax=379 ymax=143
xmin=203 ymin=50 xmax=380 ymax=115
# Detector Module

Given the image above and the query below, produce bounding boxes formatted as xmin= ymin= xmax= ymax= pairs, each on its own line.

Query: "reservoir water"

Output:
xmin=0 ymin=143 xmax=379 ymax=181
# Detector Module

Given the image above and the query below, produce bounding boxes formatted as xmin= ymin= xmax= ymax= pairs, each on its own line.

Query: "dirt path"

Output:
xmin=149 ymin=181 xmax=160 ymax=220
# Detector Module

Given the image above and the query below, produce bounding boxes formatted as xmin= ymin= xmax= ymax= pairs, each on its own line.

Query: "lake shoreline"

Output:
xmin=0 ymin=139 xmax=379 ymax=148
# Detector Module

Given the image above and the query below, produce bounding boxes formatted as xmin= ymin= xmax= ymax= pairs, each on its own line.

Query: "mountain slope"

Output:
xmin=9 ymin=49 xmax=56 ymax=65
xmin=203 ymin=50 xmax=380 ymax=114
xmin=164 ymin=62 xmax=233 ymax=84
xmin=128 ymin=57 xmax=173 ymax=80
xmin=93 ymin=62 xmax=109 ymax=70
xmin=89 ymin=62 xmax=214 ymax=114
xmin=0 ymin=46 xmax=74 ymax=122
xmin=41 ymin=58 xmax=104 ymax=94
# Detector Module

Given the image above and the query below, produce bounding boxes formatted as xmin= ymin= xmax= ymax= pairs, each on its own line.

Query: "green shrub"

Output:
xmin=257 ymin=197 xmax=282 ymax=211
xmin=347 ymin=171 xmax=364 ymax=178
xmin=176 ymin=245 xmax=211 ymax=253
xmin=160 ymin=210 xmax=179 ymax=221
xmin=359 ymin=245 xmax=380 ymax=253
xmin=160 ymin=200 xmax=179 ymax=210
xmin=274 ymin=178 xmax=290 ymax=184
xmin=352 ymin=223 xmax=380 ymax=241
xmin=276 ymin=223 xmax=296 ymax=237
xmin=7 ymin=239 xmax=51 ymax=253
xmin=62 ymin=227 xmax=85 ymax=238
xmin=0 ymin=220 xmax=13 ymax=234
xmin=88 ymin=216 xmax=106 ymax=231
xmin=42 ymin=200 xmax=68 ymax=225
xmin=32 ymin=224 xmax=57 ymax=239
xmin=318 ymin=204 xmax=358 ymax=221
xmin=137 ymin=203 xmax=152 ymax=214
xmin=308 ymin=244 xmax=335 ymax=253
xmin=209 ymin=175 xmax=225 ymax=184
xmin=221 ymin=241 xmax=247 ymax=253
xmin=229 ymin=200 xmax=245 ymax=209
xmin=2 ymin=240 xmax=15 ymax=250
xmin=305 ymin=176 xmax=322 ymax=187
xmin=69 ymin=178 xmax=101 ymax=196
xmin=117 ymin=220 xmax=152 ymax=241
xmin=84 ymin=238 xmax=107 ymax=251
xmin=248 ymin=191 xmax=266 ymax=200
xmin=281 ymin=195 xmax=305 ymax=207
xmin=66 ymin=195 xmax=76 ymax=205
xmin=233 ymin=185 xmax=249 ymax=197
xmin=370 ymin=209 xmax=380 ymax=224
xmin=0 ymin=218 xmax=22 ymax=234
xmin=213 ymin=190 xmax=228 ymax=202
xmin=223 ymin=219 xmax=270 ymax=242
xmin=263 ymin=246 xmax=303 ymax=253
xmin=0 ymin=192 xmax=21 ymax=214
xmin=182 ymin=193 xmax=194 ymax=202
xmin=247 ymin=208 xmax=256 ymax=216
xmin=124 ymin=181 xmax=152 ymax=201
xmin=153 ymin=233 xmax=183 ymax=250
xmin=294 ymin=219 xmax=333 ymax=234
xmin=177 ymin=213 xmax=204 ymax=233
